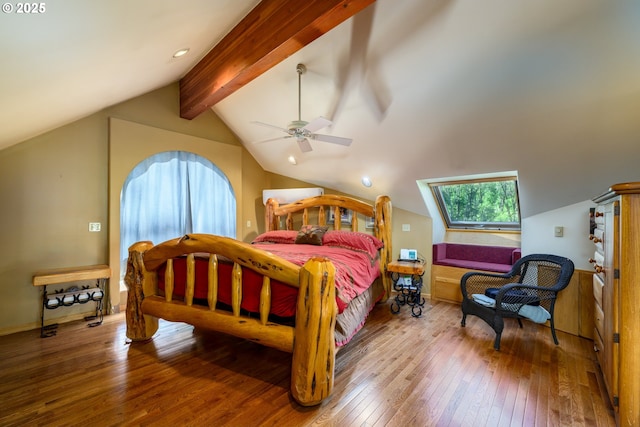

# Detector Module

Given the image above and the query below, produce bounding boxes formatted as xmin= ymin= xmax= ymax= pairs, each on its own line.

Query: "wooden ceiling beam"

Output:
xmin=179 ymin=0 xmax=375 ymax=120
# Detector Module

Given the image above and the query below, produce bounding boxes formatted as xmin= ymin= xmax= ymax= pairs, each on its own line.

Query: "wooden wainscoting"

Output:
xmin=430 ymin=264 xmax=468 ymax=303
xmin=555 ymin=269 xmax=594 ymax=339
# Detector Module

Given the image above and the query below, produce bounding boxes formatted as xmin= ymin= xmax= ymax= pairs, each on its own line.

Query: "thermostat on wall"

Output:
xmin=399 ymin=249 xmax=418 ymax=262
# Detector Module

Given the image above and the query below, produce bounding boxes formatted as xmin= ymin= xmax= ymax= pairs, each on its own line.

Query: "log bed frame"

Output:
xmin=125 ymin=194 xmax=392 ymax=406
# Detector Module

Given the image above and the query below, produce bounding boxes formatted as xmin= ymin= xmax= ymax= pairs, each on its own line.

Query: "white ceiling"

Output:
xmin=2 ymin=0 xmax=640 ymax=218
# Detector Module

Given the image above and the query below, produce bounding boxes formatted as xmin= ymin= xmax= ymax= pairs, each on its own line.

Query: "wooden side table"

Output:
xmin=387 ymin=261 xmax=426 ymax=317
xmin=33 ymin=264 xmax=111 ymax=337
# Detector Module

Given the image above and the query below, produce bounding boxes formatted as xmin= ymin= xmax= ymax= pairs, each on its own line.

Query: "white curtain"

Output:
xmin=120 ymin=151 xmax=236 ymax=283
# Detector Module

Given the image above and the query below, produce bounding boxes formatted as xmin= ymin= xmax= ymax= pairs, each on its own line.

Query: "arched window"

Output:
xmin=119 ymin=151 xmax=236 ymax=284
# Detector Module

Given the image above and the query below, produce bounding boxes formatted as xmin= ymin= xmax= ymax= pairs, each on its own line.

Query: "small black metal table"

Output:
xmin=388 ymin=260 xmax=425 ymax=317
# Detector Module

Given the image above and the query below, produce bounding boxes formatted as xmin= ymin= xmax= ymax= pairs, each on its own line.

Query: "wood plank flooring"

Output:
xmin=0 ymin=300 xmax=615 ymax=426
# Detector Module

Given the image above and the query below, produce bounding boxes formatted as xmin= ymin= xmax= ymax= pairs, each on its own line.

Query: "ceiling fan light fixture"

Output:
xmin=288 ymin=120 xmax=308 ymax=130
xmin=361 ymin=176 xmax=372 ymax=187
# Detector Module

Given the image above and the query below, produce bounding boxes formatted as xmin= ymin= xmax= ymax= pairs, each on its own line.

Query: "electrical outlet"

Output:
xmin=89 ymin=222 xmax=101 ymax=232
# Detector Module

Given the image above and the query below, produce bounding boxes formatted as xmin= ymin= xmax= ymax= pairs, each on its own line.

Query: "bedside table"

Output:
xmin=387 ymin=261 xmax=425 ymax=317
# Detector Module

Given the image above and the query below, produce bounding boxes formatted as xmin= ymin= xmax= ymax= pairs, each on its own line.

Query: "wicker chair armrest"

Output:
xmin=460 ymin=271 xmax=519 ymax=300
xmin=493 ymin=283 xmax=558 ymax=313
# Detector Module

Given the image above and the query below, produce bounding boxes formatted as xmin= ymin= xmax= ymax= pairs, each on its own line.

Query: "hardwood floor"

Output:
xmin=0 ymin=300 xmax=615 ymax=426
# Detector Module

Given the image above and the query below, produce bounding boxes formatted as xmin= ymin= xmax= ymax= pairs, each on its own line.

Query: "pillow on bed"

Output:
xmin=322 ymin=230 xmax=384 ymax=257
xmin=252 ymin=230 xmax=298 ymax=244
xmin=295 ymin=225 xmax=329 ymax=245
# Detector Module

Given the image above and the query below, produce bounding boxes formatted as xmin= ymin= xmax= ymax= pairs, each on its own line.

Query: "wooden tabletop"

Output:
xmin=387 ymin=260 xmax=425 ymax=276
xmin=32 ymin=264 xmax=111 ymax=287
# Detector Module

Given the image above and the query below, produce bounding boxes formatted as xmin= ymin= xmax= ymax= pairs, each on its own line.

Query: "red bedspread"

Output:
xmin=158 ymin=243 xmax=381 ymax=317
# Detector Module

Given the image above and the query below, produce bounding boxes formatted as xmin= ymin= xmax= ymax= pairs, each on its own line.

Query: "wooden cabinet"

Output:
xmin=430 ymin=264 xmax=465 ymax=303
xmin=591 ymin=182 xmax=640 ymax=426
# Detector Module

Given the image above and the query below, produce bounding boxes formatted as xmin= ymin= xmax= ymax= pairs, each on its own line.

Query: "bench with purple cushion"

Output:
xmin=431 ymin=243 xmax=522 ymax=303
xmin=433 ymin=243 xmax=521 ymax=273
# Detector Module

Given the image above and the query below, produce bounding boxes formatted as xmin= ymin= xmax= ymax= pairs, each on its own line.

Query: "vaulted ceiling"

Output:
xmin=2 ymin=0 xmax=639 ymax=218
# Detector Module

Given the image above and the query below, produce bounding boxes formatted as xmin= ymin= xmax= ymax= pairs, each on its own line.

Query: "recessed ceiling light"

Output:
xmin=361 ymin=176 xmax=372 ymax=187
xmin=173 ymin=48 xmax=190 ymax=58
xmin=287 ymin=155 xmax=297 ymax=165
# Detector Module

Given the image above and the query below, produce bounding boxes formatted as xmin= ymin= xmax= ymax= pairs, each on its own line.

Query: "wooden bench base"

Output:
xmin=430 ymin=264 xmax=487 ymax=303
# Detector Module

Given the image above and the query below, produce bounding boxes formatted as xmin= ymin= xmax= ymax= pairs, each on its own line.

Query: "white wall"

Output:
xmin=521 ymin=200 xmax=596 ymax=270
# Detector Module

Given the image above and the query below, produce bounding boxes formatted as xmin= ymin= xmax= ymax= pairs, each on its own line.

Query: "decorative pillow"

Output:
xmin=295 ymin=225 xmax=329 ymax=245
xmin=322 ymin=230 xmax=384 ymax=257
xmin=252 ymin=230 xmax=298 ymax=245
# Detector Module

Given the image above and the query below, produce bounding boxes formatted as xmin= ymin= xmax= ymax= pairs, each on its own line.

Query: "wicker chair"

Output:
xmin=460 ymin=254 xmax=574 ymax=350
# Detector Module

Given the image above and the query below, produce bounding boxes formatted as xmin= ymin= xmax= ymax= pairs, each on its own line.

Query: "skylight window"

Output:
xmin=429 ymin=176 xmax=521 ymax=231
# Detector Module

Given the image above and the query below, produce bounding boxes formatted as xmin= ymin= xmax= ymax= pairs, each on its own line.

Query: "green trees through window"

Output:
xmin=431 ymin=177 xmax=520 ymax=230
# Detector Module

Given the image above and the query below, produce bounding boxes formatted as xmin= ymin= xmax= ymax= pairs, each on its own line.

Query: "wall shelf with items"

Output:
xmin=32 ymin=264 xmax=110 ymax=338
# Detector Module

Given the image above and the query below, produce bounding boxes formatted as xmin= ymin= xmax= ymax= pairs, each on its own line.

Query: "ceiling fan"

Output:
xmin=252 ymin=63 xmax=353 ymax=153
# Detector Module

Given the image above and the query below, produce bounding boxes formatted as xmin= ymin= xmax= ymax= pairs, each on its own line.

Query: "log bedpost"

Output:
xmin=125 ymin=241 xmax=159 ymax=341
xmin=375 ymin=195 xmax=393 ymax=301
xmin=265 ymin=198 xmax=280 ymax=231
xmin=290 ymin=257 xmax=337 ymax=406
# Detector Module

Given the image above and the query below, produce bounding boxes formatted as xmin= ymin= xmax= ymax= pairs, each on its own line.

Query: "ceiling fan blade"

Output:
xmin=327 ymin=4 xmax=375 ymax=122
xmin=254 ymin=135 xmax=292 ymax=144
xmin=311 ymin=133 xmax=352 ymax=146
xmin=303 ymin=116 xmax=332 ymax=133
xmin=362 ymin=71 xmax=392 ymax=120
xmin=251 ymin=121 xmax=290 ymax=134
xmin=297 ymin=138 xmax=313 ymax=152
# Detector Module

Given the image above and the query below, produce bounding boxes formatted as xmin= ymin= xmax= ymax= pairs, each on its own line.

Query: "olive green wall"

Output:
xmin=0 ymin=82 xmax=430 ymax=335
xmin=0 ymin=114 xmax=111 ymax=334
xmin=0 ymin=83 xmax=269 ymax=334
